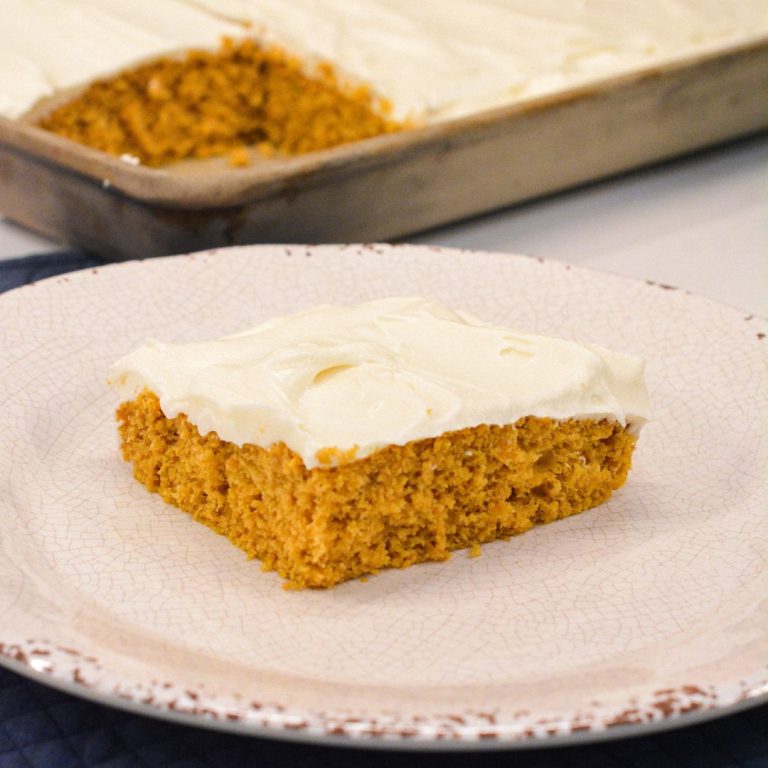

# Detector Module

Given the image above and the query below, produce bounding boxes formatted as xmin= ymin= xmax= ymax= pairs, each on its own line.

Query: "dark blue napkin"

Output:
xmin=1 ymin=251 xmax=766 ymax=768
xmin=0 ymin=250 xmax=111 ymax=294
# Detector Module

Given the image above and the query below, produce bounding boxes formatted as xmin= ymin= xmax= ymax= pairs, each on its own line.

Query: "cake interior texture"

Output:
xmin=39 ymin=38 xmax=401 ymax=166
xmin=118 ymin=389 xmax=636 ymax=588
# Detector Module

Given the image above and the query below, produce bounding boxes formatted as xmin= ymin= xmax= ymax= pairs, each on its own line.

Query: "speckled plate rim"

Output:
xmin=0 ymin=244 xmax=766 ymax=750
xmin=0 ymin=646 xmax=766 ymax=752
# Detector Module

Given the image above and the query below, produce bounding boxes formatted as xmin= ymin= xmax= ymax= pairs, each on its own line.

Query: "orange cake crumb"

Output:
xmin=39 ymin=38 xmax=403 ymax=167
xmin=227 ymin=146 xmax=252 ymax=168
xmin=117 ymin=390 xmax=637 ymax=588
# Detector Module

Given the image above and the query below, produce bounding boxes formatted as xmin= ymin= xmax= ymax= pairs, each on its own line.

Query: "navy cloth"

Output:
xmin=0 ymin=250 xmax=112 ymax=294
xmin=1 ymin=251 xmax=767 ymax=768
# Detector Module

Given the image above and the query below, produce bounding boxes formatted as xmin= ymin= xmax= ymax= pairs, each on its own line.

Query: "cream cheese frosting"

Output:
xmin=0 ymin=0 xmax=242 ymax=119
xmin=1 ymin=0 xmax=766 ymax=121
xmin=110 ymin=297 xmax=651 ymax=468
xmin=186 ymin=0 xmax=768 ymax=121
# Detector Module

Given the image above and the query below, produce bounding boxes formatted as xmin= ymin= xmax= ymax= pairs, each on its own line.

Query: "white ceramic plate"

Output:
xmin=0 ymin=244 xmax=766 ymax=749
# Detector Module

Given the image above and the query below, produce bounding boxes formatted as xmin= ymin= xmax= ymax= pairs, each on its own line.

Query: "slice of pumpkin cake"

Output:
xmin=110 ymin=296 xmax=650 ymax=588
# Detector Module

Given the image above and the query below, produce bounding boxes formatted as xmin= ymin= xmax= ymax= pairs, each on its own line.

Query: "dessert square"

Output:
xmin=112 ymin=297 xmax=649 ymax=588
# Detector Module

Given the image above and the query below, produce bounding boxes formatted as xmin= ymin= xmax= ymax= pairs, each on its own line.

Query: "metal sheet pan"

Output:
xmin=0 ymin=38 xmax=766 ymax=260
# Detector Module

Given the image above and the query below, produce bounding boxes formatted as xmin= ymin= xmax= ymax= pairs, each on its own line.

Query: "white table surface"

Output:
xmin=1 ymin=135 xmax=766 ymax=317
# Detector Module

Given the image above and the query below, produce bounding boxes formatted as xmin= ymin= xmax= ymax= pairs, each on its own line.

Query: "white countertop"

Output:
xmin=1 ymin=135 xmax=766 ymax=317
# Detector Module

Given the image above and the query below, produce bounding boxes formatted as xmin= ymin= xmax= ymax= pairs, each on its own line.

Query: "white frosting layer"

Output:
xmin=186 ymin=0 xmax=768 ymax=121
xmin=1 ymin=0 xmax=765 ymax=121
xmin=0 ymin=0 xmax=241 ymax=119
xmin=110 ymin=297 xmax=651 ymax=468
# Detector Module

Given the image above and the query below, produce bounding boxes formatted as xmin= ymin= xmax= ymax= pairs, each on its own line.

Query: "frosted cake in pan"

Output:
xmin=3 ymin=1 xmax=765 ymax=165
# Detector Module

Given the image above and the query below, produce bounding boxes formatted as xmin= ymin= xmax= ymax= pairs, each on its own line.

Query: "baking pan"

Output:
xmin=0 ymin=37 xmax=766 ymax=260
